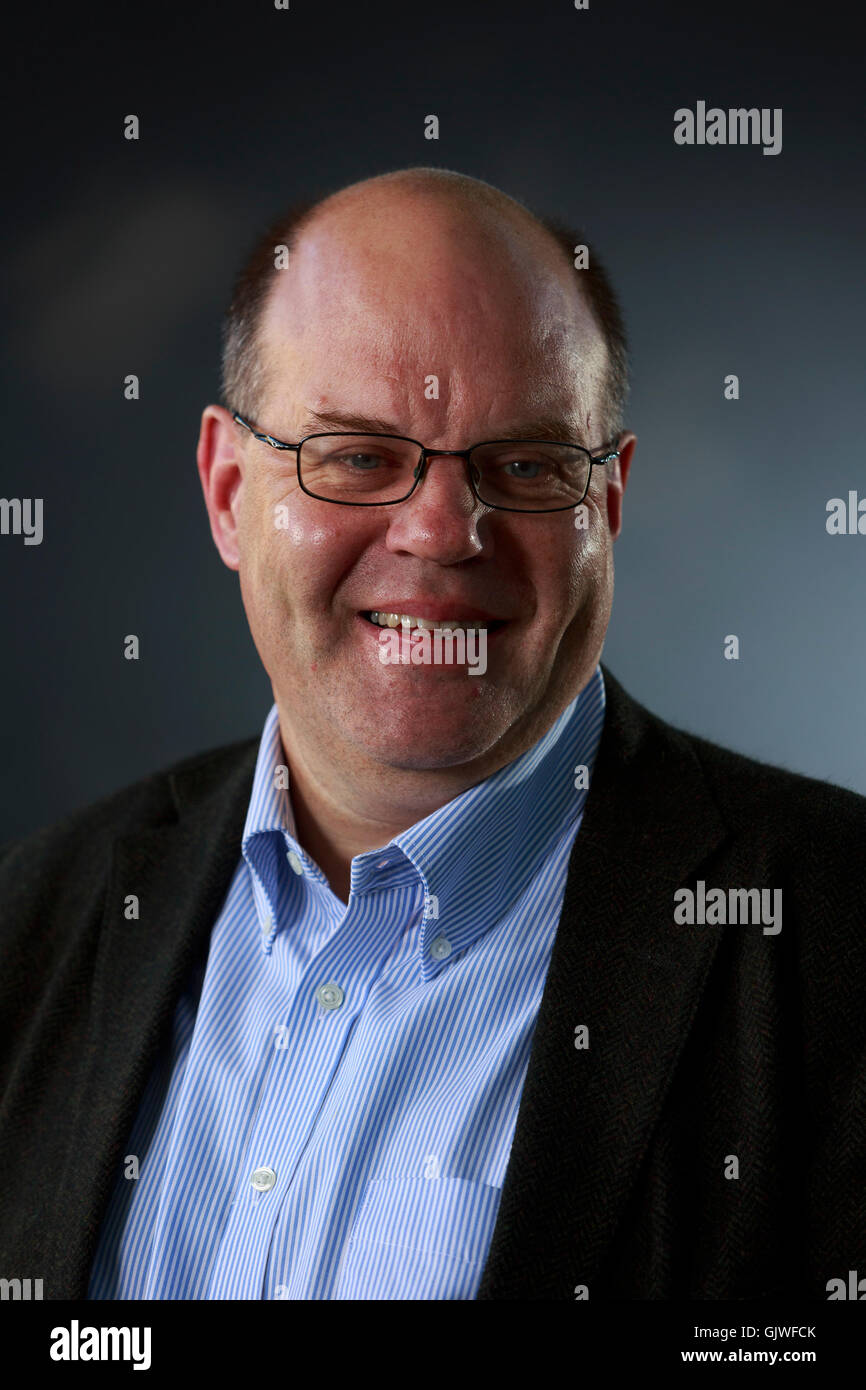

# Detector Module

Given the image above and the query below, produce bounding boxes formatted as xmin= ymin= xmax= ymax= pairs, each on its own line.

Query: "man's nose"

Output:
xmin=384 ymin=451 xmax=486 ymax=560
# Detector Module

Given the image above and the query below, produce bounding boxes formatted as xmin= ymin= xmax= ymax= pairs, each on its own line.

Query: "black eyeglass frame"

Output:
xmin=230 ymin=409 xmax=620 ymax=514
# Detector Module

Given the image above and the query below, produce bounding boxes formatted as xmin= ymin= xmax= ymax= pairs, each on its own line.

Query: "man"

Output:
xmin=1 ymin=167 xmax=864 ymax=1301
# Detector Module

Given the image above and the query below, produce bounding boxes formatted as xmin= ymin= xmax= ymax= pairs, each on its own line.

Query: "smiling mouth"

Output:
xmin=360 ymin=610 xmax=506 ymax=632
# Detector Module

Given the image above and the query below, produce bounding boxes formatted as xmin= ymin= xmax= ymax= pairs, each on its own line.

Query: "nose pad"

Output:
xmin=413 ymin=453 xmax=480 ymax=496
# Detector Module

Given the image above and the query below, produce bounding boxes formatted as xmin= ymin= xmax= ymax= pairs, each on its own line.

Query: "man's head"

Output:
xmin=197 ymin=167 xmax=635 ymax=792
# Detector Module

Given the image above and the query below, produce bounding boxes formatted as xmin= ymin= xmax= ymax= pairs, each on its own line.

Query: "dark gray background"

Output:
xmin=2 ymin=0 xmax=864 ymax=841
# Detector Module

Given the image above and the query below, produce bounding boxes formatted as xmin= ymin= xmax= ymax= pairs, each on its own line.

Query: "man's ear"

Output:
xmin=605 ymin=431 xmax=635 ymax=539
xmin=196 ymin=404 xmax=245 ymax=571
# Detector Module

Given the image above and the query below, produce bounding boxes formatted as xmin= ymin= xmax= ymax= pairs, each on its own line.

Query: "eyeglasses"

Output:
xmin=230 ymin=410 xmax=620 ymax=513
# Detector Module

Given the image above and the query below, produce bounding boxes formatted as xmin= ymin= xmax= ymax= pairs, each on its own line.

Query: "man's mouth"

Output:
xmin=360 ymin=610 xmax=506 ymax=633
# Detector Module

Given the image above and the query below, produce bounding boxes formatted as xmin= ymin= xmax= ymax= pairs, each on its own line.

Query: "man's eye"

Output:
xmin=334 ymin=452 xmax=386 ymax=470
xmin=501 ymin=457 xmax=544 ymax=480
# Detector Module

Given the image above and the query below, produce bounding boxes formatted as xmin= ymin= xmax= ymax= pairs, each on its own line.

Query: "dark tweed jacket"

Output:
xmin=1 ymin=666 xmax=864 ymax=1299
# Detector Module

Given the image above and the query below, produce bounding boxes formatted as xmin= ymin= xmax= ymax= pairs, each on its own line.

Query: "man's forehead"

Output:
xmin=256 ymin=190 xmax=606 ymax=431
xmin=265 ymin=190 xmax=594 ymax=335
xmin=259 ymin=310 xmax=599 ymax=431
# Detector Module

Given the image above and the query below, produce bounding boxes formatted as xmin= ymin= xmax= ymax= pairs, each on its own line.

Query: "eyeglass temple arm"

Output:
xmin=591 ymin=444 xmax=621 ymax=465
xmin=232 ymin=411 xmax=298 ymax=451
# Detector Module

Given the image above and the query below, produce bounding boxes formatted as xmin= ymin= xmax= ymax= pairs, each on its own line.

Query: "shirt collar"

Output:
xmin=242 ymin=666 xmax=606 ymax=975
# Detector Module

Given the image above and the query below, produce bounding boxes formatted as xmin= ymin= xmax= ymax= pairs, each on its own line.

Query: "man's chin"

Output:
xmin=363 ymin=745 xmax=498 ymax=774
xmin=340 ymin=701 xmax=517 ymax=773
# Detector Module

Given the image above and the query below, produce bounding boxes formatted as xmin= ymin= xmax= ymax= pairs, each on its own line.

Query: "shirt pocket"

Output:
xmin=333 ymin=1176 xmax=503 ymax=1300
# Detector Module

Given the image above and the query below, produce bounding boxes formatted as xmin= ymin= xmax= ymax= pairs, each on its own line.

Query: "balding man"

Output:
xmin=1 ymin=168 xmax=864 ymax=1302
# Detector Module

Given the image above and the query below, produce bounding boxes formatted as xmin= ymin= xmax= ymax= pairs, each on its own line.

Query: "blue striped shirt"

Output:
xmin=87 ymin=665 xmax=605 ymax=1300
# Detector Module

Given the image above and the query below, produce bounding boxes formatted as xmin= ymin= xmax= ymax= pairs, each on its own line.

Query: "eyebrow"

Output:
xmin=295 ymin=409 xmax=589 ymax=447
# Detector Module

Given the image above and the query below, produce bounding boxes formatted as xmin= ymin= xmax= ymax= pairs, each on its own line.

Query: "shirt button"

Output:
xmin=250 ymin=1166 xmax=277 ymax=1191
xmin=430 ymin=936 xmax=452 ymax=960
xmin=287 ymin=850 xmax=304 ymax=875
xmin=376 ymin=857 xmax=389 ymax=869
xmin=315 ymin=981 xmax=344 ymax=1011
xmin=262 ymin=914 xmax=273 ymax=935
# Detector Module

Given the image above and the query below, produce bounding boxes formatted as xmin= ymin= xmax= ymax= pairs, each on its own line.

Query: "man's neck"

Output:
xmin=273 ymin=677 xmax=584 ymax=904
xmin=283 ymin=744 xmax=456 ymax=905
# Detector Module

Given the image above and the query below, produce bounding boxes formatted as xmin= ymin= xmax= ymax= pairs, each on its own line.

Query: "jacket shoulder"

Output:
xmin=601 ymin=665 xmax=866 ymax=852
xmin=0 ymin=736 xmax=260 ymax=1086
xmin=677 ymin=721 xmax=866 ymax=843
xmin=0 ymin=736 xmax=260 ymax=875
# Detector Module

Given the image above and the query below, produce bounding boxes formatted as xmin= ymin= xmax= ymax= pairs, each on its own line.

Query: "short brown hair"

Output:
xmin=219 ymin=177 xmax=629 ymax=443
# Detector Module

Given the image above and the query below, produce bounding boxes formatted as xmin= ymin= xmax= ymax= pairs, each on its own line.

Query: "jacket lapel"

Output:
xmin=476 ymin=667 xmax=729 ymax=1298
xmin=47 ymin=740 xmax=259 ymax=1298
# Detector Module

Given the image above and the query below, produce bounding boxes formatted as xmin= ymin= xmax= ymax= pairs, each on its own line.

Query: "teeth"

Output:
xmin=368 ymin=611 xmax=488 ymax=631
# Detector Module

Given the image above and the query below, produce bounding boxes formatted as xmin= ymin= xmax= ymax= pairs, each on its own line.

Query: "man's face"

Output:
xmin=203 ymin=191 xmax=631 ymax=777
